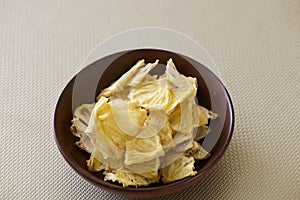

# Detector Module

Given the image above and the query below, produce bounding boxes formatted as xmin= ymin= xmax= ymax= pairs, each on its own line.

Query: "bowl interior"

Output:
xmin=53 ymin=49 xmax=234 ymax=198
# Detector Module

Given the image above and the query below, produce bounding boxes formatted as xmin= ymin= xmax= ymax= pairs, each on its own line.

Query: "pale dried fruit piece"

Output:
xmin=161 ymin=155 xmax=197 ymax=183
xmin=89 ymin=148 xmax=124 ymax=171
xmin=128 ymin=78 xmax=175 ymax=112
xmin=104 ymin=169 xmax=151 ymax=187
xmin=110 ymin=98 xmax=147 ymax=137
xmin=75 ymin=136 xmax=93 ymax=153
xmin=165 ymin=58 xmax=197 ymax=105
xmin=185 ymin=141 xmax=210 ymax=160
xmin=85 ymin=97 xmax=125 ymax=169
xmin=194 ymin=125 xmax=210 ymax=141
xmin=70 ymin=118 xmax=86 ymax=138
xmin=98 ymin=59 xmax=145 ymax=98
xmin=92 ymin=97 xmax=134 ymax=150
xmin=87 ymin=155 xmax=107 ymax=172
xmin=70 ymin=103 xmax=95 ymax=153
xmin=71 ymin=118 xmax=93 ymax=153
xmin=192 ymin=145 xmax=210 ymax=160
xmin=137 ymin=107 xmax=168 ymax=138
xmin=142 ymin=171 xmax=161 ymax=183
xmin=198 ymin=106 xmax=217 ymax=126
xmin=125 ymin=158 xmax=160 ymax=183
xmin=172 ymin=136 xmax=194 ymax=153
xmin=125 ymin=158 xmax=160 ymax=175
xmin=125 ymin=135 xmax=164 ymax=165
xmin=157 ymin=122 xmax=173 ymax=148
xmin=142 ymin=74 xmax=157 ymax=82
xmin=168 ymin=104 xmax=181 ymax=131
xmin=74 ymin=103 xmax=95 ymax=125
xmin=127 ymin=60 xmax=159 ymax=87
xmin=169 ymin=100 xmax=194 ymax=134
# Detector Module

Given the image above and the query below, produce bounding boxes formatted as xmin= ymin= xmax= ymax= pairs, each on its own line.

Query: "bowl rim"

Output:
xmin=52 ymin=48 xmax=234 ymax=195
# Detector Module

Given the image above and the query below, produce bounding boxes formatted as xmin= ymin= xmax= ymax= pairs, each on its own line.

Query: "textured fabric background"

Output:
xmin=1 ymin=0 xmax=299 ymax=199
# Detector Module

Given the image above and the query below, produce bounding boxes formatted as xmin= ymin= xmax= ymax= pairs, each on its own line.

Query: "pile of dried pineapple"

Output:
xmin=71 ymin=59 xmax=216 ymax=187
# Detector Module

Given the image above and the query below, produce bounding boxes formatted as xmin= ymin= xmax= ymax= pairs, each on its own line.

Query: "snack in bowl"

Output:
xmin=70 ymin=58 xmax=217 ymax=187
xmin=53 ymin=48 xmax=234 ymax=198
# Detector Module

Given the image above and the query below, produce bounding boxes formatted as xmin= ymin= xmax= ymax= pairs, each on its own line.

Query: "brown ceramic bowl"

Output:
xmin=53 ymin=49 xmax=234 ymax=198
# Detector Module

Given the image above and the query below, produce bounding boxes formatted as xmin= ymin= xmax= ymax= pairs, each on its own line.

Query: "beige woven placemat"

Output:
xmin=1 ymin=0 xmax=299 ymax=199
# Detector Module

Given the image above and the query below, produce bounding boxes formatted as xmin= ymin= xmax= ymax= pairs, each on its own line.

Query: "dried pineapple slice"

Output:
xmin=161 ymin=155 xmax=197 ymax=183
xmin=185 ymin=141 xmax=210 ymax=160
xmin=104 ymin=169 xmax=151 ymax=187
xmin=125 ymin=135 xmax=164 ymax=165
